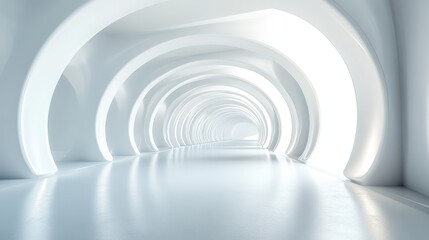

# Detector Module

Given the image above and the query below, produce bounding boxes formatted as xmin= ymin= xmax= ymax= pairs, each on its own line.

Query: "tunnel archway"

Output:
xmin=0 ymin=0 xmax=395 ymax=184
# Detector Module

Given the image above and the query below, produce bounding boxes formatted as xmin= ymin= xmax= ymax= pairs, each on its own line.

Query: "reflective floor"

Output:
xmin=1 ymin=141 xmax=429 ymax=240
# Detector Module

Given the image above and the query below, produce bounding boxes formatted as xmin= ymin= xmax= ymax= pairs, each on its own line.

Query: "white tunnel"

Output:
xmin=7 ymin=0 xmax=429 ymax=238
xmin=0 ymin=0 xmax=401 ymax=184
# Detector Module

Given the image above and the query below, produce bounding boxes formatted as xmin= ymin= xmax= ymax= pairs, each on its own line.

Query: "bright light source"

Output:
xmin=258 ymin=10 xmax=357 ymax=177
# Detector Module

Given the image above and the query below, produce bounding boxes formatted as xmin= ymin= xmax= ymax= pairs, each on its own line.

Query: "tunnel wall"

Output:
xmin=391 ymin=0 xmax=429 ymax=197
xmin=332 ymin=0 xmax=402 ymax=185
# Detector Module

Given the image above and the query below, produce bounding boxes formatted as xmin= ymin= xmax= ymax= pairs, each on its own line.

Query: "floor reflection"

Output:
xmin=346 ymin=182 xmax=429 ymax=240
xmin=0 ymin=142 xmax=428 ymax=239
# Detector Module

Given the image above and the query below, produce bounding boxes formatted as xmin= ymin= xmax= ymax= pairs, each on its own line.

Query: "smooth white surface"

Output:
xmin=231 ymin=122 xmax=259 ymax=140
xmin=0 ymin=142 xmax=427 ymax=240
xmin=391 ymin=0 xmax=429 ymax=197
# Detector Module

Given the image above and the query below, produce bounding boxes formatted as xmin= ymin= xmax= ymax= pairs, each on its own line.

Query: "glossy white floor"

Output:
xmin=1 ymin=141 xmax=429 ymax=240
